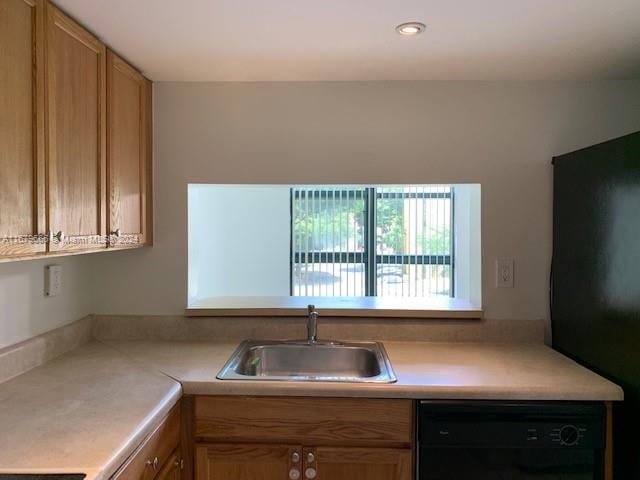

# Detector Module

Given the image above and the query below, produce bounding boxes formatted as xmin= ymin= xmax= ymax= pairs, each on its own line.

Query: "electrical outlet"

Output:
xmin=496 ymin=259 xmax=514 ymax=288
xmin=45 ymin=265 xmax=62 ymax=297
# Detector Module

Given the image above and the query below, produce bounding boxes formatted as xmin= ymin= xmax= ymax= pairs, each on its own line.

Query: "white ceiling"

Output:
xmin=55 ymin=0 xmax=640 ymax=81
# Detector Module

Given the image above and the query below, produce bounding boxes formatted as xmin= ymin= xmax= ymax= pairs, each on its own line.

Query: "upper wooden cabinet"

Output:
xmin=45 ymin=3 xmax=107 ymax=253
xmin=0 ymin=0 xmax=46 ymax=257
xmin=0 ymin=0 xmax=153 ymax=261
xmin=106 ymin=50 xmax=152 ymax=248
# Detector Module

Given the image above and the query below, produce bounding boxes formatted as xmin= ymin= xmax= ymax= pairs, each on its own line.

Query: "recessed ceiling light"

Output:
xmin=396 ymin=22 xmax=426 ymax=36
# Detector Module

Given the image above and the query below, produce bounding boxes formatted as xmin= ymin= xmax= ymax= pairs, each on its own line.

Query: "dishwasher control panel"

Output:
xmin=419 ymin=401 xmax=605 ymax=449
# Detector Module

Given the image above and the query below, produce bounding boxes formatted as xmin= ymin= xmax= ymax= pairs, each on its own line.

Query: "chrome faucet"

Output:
xmin=307 ymin=304 xmax=319 ymax=344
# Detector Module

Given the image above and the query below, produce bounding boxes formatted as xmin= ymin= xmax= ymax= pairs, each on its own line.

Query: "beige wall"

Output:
xmin=2 ymin=80 xmax=638 ymax=351
xmin=0 ymin=256 xmax=93 ymax=350
xmin=83 ymin=81 xmax=640 ymax=328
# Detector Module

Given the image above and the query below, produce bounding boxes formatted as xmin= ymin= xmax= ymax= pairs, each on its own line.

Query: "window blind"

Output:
xmin=291 ymin=185 xmax=453 ymax=297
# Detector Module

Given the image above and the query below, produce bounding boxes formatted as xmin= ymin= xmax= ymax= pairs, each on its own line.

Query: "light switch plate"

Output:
xmin=45 ymin=264 xmax=62 ymax=297
xmin=496 ymin=258 xmax=514 ymax=288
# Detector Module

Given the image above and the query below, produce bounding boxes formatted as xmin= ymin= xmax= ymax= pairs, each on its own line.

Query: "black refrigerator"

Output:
xmin=552 ymin=131 xmax=640 ymax=479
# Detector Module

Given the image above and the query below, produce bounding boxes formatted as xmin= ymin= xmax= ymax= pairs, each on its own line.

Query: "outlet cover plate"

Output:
xmin=496 ymin=258 xmax=514 ymax=288
xmin=45 ymin=264 xmax=62 ymax=297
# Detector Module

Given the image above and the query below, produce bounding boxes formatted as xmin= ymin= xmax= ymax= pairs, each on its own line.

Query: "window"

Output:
xmin=187 ymin=184 xmax=480 ymax=308
xmin=291 ymin=186 xmax=453 ymax=298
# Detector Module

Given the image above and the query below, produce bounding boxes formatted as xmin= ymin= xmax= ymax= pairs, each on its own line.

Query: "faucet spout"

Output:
xmin=307 ymin=304 xmax=318 ymax=344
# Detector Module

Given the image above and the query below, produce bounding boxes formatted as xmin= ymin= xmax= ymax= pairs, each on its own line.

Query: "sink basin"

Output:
xmin=217 ymin=340 xmax=397 ymax=383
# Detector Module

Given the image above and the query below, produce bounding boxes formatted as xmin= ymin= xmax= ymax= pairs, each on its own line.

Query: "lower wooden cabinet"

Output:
xmin=306 ymin=446 xmax=411 ymax=480
xmin=194 ymin=396 xmax=413 ymax=448
xmin=196 ymin=444 xmax=412 ymax=480
xmin=195 ymin=444 xmax=299 ymax=480
xmin=194 ymin=443 xmax=411 ymax=480
xmin=190 ymin=396 xmax=414 ymax=480
xmin=156 ymin=449 xmax=183 ymax=480
xmin=112 ymin=402 xmax=181 ymax=480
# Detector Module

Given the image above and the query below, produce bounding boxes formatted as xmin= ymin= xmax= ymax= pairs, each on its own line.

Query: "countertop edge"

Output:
xmin=96 ymin=383 xmax=183 ymax=480
xmin=179 ymin=381 xmax=624 ymax=402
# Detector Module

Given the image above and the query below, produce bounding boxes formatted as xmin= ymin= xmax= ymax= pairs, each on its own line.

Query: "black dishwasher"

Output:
xmin=418 ymin=401 xmax=605 ymax=480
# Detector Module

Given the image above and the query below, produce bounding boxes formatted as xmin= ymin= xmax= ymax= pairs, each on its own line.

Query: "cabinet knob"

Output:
xmin=288 ymin=468 xmax=301 ymax=480
xmin=306 ymin=452 xmax=315 ymax=463
xmin=291 ymin=451 xmax=300 ymax=463
xmin=145 ymin=456 xmax=159 ymax=470
xmin=304 ymin=467 xmax=317 ymax=479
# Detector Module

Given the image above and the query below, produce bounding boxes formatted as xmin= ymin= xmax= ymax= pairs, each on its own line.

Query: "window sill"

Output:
xmin=185 ymin=296 xmax=483 ymax=319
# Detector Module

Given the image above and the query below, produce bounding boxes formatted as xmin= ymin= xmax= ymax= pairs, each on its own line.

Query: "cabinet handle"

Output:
xmin=291 ymin=451 xmax=300 ymax=463
xmin=304 ymin=467 xmax=317 ymax=479
xmin=288 ymin=468 xmax=301 ymax=480
xmin=145 ymin=456 xmax=159 ymax=470
xmin=110 ymin=229 xmax=121 ymax=245
xmin=306 ymin=452 xmax=315 ymax=463
xmin=174 ymin=458 xmax=184 ymax=470
xmin=49 ymin=231 xmax=65 ymax=243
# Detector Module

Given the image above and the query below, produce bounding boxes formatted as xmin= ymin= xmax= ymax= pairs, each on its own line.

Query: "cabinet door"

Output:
xmin=45 ymin=3 xmax=106 ymax=252
xmin=106 ymin=50 xmax=152 ymax=248
xmin=303 ymin=447 xmax=412 ymax=480
xmin=196 ymin=444 xmax=302 ymax=480
xmin=111 ymin=403 xmax=181 ymax=480
xmin=0 ymin=0 xmax=46 ymax=258
xmin=156 ymin=449 xmax=182 ymax=480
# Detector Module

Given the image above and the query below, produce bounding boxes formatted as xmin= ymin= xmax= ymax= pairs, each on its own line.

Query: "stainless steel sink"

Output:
xmin=217 ymin=340 xmax=397 ymax=383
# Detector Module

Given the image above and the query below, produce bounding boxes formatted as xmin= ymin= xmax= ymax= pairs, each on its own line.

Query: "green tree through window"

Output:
xmin=291 ymin=186 xmax=453 ymax=297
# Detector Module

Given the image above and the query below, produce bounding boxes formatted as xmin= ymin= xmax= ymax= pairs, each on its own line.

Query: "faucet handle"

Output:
xmin=306 ymin=305 xmax=319 ymax=344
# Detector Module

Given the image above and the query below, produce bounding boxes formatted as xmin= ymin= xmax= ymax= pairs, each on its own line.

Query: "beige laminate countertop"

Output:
xmin=0 ymin=338 xmax=622 ymax=478
xmin=0 ymin=342 xmax=182 ymax=480
xmin=103 ymin=340 xmax=624 ymax=401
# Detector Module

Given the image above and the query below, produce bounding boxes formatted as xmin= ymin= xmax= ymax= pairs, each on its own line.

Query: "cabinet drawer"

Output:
xmin=112 ymin=402 xmax=181 ymax=480
xmin=155 ymin=448 xmax=182 ymax=480
xmin=195 ymin=396 xmax=413 ymax=448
